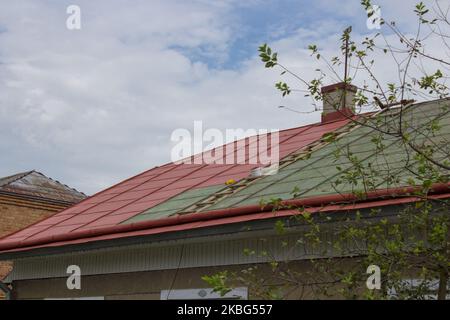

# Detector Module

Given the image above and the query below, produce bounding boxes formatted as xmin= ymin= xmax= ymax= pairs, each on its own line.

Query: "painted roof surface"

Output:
xmin=0 ymin=99 xmax=449 ymax=253
xmin=1 ymin=192 xmax=449 ymax=255
xmin=0 ymin=118 xmax=349 ymax=246
xmin=201 ymin=99 xmax=450 ymax=210
xmin=127 ymin=99 xmax=449 ymax=221
xmin=0 ymin=171 xmax=86 ymax=204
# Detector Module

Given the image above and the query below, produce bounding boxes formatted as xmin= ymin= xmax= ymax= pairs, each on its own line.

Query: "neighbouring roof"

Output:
xmin=0 ymin=170 xmax=86 ymax=204
xmin=0 ymin=99 xmax=449 ymax=255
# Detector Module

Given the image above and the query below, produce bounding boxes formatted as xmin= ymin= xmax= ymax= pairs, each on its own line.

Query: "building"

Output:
xmin=0 ymin=84 xmax=448 ymax=300
xmin=0 ymin=171 xmax=86 ymax=298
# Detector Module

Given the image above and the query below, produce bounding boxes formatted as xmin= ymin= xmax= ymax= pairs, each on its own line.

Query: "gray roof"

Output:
xmin=0 ymin=170 xmax=86 ymax=204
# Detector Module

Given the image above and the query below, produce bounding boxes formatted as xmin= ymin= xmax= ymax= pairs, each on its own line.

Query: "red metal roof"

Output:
xmin=1 ymin=100 xmax=448 ymax=255
xmin=0 ymin=117 xmax=388 ymax=252
xmin=1 ymin=190 xmax=448 ymax=254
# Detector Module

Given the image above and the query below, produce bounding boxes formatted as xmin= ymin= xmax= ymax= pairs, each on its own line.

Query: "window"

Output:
xmin=160 ymin=287 xmax=248 ymax=300
xmin=387 ymin=279 xmax=450 ymax=300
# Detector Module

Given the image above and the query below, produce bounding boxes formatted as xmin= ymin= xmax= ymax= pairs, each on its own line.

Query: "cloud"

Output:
xmin=0 ymin=0 xmax=445 ymax=194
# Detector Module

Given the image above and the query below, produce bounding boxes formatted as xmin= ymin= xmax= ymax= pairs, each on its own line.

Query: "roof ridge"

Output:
xmin=32 ymin=171 xmax=87 ymax=197
xmin=0 ymin=170 xmax=34 ymax=188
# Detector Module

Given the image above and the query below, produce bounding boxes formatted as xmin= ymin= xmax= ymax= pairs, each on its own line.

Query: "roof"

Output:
xmin=0 ymin=99 xmax=449 ymax=255
xmin=0 ymin=170 xmax=86 ymax=204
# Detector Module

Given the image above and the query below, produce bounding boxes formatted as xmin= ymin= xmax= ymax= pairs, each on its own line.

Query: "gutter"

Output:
xmin=0 ymin=183 xmax=448 ymax=252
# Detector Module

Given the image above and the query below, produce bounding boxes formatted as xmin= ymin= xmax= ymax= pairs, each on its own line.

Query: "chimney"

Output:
xmin=321 ymin=82 xmax=357 ymax=123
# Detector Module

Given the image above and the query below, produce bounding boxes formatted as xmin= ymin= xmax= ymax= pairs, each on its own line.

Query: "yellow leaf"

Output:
xmin=225 ymin=179 xmax=236 ymax=185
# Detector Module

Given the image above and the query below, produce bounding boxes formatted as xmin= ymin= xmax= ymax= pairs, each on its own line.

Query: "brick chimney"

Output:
xmin=321 ymin=82 xmax=357 ymax=123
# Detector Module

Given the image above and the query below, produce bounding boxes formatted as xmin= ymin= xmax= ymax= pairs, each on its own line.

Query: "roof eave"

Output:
xmin=0 ymin=199 xmax=429 ymax=261
xmin=0 ymin=183 xmax=448 ymax=258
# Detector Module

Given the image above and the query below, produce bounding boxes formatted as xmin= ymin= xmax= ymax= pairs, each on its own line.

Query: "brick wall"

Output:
xmin=0 ymin=195 xmax=67 ymax=239
xmin=0 ymin=194 xmax=70 ymax=298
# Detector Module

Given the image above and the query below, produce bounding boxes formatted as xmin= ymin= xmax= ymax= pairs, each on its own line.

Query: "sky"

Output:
xmin=0 ymin=0 xmax=444 ymax=195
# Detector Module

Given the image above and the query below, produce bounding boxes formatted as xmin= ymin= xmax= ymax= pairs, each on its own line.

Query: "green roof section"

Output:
xmin=204 ymin=99 xmax=450 ymax=210
xmin=123 ymin=99 xmax=449 ymax=224
xmin=124 ymin=184 xmax=225 ymax=223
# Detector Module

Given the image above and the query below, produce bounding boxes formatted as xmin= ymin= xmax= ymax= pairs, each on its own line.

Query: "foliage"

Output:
xmin=203 ymin=1 xmax=450 ymax=300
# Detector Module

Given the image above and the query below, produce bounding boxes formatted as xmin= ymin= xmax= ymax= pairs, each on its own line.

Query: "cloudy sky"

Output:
xmin=0 ymin=0 xmax=443 ymax=195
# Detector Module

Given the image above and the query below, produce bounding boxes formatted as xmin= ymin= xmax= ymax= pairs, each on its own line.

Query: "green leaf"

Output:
xmin=275 ymin=220 xmax=286 ymax=235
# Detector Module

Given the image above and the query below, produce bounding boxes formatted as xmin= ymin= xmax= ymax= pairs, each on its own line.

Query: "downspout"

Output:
xmin=0 ymin=280 xmax=12 ymax=300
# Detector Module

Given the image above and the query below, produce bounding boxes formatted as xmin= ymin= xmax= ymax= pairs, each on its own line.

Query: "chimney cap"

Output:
xmin=321 ymin=82 xmax=357 ymax=94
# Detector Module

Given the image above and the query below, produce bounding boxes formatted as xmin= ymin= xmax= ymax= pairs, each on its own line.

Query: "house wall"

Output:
xmin=3 ymin=205 xmax=406 ymax=300
xmin=0 ymin=193 xmax=67 ymax=238
xmin=4 ymin=220 xmax=372 ymax=300
xmin=11 ymin=260 xmax=360 ymax=300
xmin=0 ymin=194 xmax=69 ymax=298
xmin=6 ymin=226 xmax=348 ymax=283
